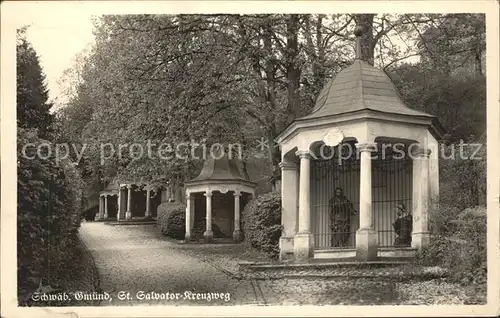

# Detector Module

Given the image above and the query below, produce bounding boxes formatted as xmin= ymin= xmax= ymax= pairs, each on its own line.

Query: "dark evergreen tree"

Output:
xmin=16 ymin=29 xmax=54 ymax=139
xmin=16 ymin=28 xmax=85 ymax=305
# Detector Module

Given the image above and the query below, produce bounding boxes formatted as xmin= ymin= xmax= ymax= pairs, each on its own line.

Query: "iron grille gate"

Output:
xmin=310 ymin=143 xmax=413 ymax=249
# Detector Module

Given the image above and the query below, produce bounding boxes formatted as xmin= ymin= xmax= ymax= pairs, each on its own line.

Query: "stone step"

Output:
xmin=240 ymin=264 xmax=448 ymax=280
xmin=239 ymin=259 xmax=410 ymax=272
xmin=105 ymin=220 xmax=157 ymax=226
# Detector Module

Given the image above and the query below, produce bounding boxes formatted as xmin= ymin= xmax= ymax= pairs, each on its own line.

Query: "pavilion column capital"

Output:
xmin=233 ymin=190 xmax=241 ymax=197
xmin=295 ymin=150 xmax=313 ymax=159
xmin=204 ymin=191 xmax=213 ymax=198
xmin=355 ymin=142 xmax=377 ymax=153
xmin=279 ymin=161 xmax=297 ymax=171
xmin=411 ymin=146 xmax=432 ymax=158
xmin=126 ymin=184 xmax=133 ymax=190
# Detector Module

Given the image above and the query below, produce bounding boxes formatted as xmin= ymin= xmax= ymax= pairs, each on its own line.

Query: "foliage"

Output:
xmin=390 ymin=65 xmax=486 ymax=142
xmin=415 ymin=205 xmax=486 ymax=286
xmin=437 ymin=134 xmax=487 ymax=211
xmin=191 ymin=219 xmax=228 ymax=239
xmin=83 ymin=206 xmax=99 ymax=221
xmin=157 ymin=202 xmax=228 ymax=240
xmin=17 ymin=128 xmax=84 ymax=300
xmin=56 ymin=14 xmax=486 ymax=220
xmin=16 ymin=29 xmax=54 ymax=140
xmin=414 ymin=140 xmax=486 ymax=286
xmin=17 ymin=31 xmax=85 ymax=302
xmin=416 ymin=14 xmax=485 ymax=75
xmin=164 ymin=205 xmax=187 ymax=240
xmin=59 ymin=14 xmax=486 ymax=188
xmin=413 ymin=134 xmax=486 ymax=286
xmin=241 ymin=191 xmax=282 ymax=258
xmin=157 ymin=202 xmax=184 ymax=236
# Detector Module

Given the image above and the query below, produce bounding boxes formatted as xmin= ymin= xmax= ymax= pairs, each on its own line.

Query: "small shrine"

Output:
xmin=275 ymin=27 xmax=445 ymax=261
xmin=96 ymin=181 xmax=178 ymax=221
xmin=184 ymin=158 xmax=256 ymax=242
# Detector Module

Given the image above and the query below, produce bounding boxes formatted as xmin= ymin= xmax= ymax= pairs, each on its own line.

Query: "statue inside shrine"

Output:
xmin=392 ymin=203 xmax=413 ymax=246
xmin=329 ymin=187 xmax=357 ymax=247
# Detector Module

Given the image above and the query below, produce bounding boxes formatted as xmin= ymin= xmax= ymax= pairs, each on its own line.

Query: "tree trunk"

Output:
xmin=314 ymin=15 xmax=326 ymax=89
xmin=241 ymin=160 xmax=250 ymax=181
xmin=475 ymin=34 xmax=483 ymax=75
xmin=264 ymin=126 xmax=280 ymax=188
xmin=285 ymin=14 xmax=301 ymax=120
xmin=354 ymin=14 xmax=375 ymax=65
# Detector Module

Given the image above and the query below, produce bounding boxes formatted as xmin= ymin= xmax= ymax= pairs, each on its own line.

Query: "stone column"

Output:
xmin=412 ymin=147 xmax=432 ymax=249
xmin=293 ymin=150 xmax=314 ymax=261
xmin=204 ymin=191 xmax=213 ymax=242
xmin=185 ymin=193 xmax=192 ymax=241
xmin=103 ymin=194 xmax=109 ymax=219
xmin=233 ymin=191 xmax=242 ymax=242
xmin=114 ymin=194 xmax=119 ymax=220
xmin=355 ymin=143 xmax=378 ymax=261
xmin=279 ymin=161 xmax=299 ymax=261
xmin=160 ymin=187 xmax=168 ymax=203
xmin=95 ymin=195 xmax=103 ymax=221
xmin=165 ymin=185 xmax=171 ymax=202
xmin=145 ymin=187 xmax=151 ymax=218
xmin=175 ymin=185 xmax=183 ymax=203
xmin=117 ymin=189 xmax=122 ymax=221
xmin=125 ymin=185 xmax=132 ymax=220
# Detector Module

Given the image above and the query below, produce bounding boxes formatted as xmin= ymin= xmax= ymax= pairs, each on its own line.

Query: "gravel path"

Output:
xmin=79 ymin=222 xmax=485 ymax=306
xmin=79 ymin=222 xmax=260 ymax=306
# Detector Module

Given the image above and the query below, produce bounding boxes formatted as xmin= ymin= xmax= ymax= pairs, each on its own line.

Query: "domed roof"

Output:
xmin=100 ymin=181 xmax=119 ymax=194
xmin=189 ymin=158 xmax=249 ymax=183
xmin=301 ymin=59 xmax=435 ymax=120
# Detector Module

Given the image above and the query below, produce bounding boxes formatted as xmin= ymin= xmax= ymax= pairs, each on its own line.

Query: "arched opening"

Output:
xmin=212 ymin=191 xmax=235 ymax=237
xmin=107 ymin=195 xmax=118 ymax=219
xmin=282 ymin=146 xmax=299 ymax=163
xmin=310 ymin=138 xmax=360 ymax=249
xmin=372 ymin=137 xmax=415 ymax=247
xmin=310 ymin=137 xmax=416 ymax=250
xmin=131 ymin=185 xmax=147 ymax=218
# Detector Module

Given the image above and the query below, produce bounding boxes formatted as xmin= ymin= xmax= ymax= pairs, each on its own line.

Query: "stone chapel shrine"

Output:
xmin=95 ymin=181 xmax=178 ymax=222
xmin=184 ymin=158 xmax=256 ymax=242
xmin=275 ymin=26 xmax=445 ymax=262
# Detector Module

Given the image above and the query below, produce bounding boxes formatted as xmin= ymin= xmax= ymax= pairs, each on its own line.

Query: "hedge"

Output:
xmin=415 ymin=205 xmax=486 ymax=285
xmin=17 ymin=128 xmax=84 ymax=303
xmin=157 ymin=202 xmax=228 ymax=240
xmin=191 ymin=218 xmax=228 ymax=239
xmin=157 ymin=202 xmax=185 ymax=238
xmin=241 ymin=191 xmax=282 ymax=258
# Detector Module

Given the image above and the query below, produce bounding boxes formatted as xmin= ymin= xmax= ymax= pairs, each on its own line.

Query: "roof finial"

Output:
xmin=354 ymin=25 xmax=363 ymax=60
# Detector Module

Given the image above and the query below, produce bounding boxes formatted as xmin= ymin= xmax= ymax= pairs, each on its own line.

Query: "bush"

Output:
xmin=439 ymin=135 xmax=486 ymax=210
xmin=415 ymin=205 xmax=486 ymax=285
xmin=166 ymin=205 xmax=186 ymax=240
xmin=83 ymin=206 xmax=98 ymax=221
xmin=241 ymin=191 xmax=282 ymax=258
xmin=157 ymin=202 xmax=228 ymax=240
xmin=157 ymin=202 xmax=184 ymax=237
xmin=191 ymin=219 xmax=228 ymax=239
xmin=17 ymin=128 xmax=85 ymax=301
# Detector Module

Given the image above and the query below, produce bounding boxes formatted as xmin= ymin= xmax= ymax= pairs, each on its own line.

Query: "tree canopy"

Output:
xmin=17 ymin=28 xmax=54 ymax=139
xmin=57 ymin=13 xmax=486 ymax=190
